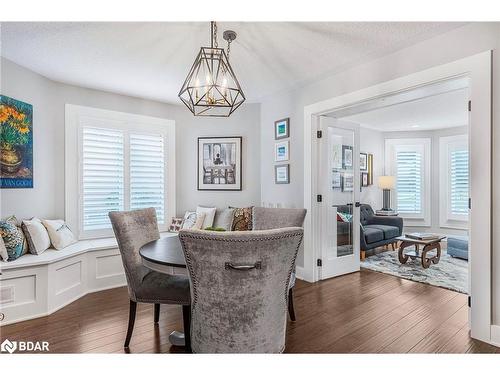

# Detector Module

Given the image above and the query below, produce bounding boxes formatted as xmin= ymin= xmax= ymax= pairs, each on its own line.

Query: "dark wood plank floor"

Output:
xmin=1 ymin=269 xmax=498 ymax=353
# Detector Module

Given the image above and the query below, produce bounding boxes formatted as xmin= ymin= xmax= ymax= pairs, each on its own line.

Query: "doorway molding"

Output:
xmin=303 ymin=51 xmax=492 ymax=344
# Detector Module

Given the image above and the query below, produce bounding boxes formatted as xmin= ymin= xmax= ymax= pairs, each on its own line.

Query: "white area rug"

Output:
xmin=361 ymin=248 xmax=468 ymax=294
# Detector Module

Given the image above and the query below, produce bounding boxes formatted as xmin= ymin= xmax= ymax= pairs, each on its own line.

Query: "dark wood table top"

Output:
xmin=139 ymin=236 xmax=186 ymax=268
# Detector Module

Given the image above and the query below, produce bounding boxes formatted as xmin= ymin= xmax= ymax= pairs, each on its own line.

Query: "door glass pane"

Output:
xmin=328 ymin=126 xmax=354 ymax=257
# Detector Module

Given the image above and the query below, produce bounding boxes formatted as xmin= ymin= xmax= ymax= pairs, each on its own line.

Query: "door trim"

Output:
xmin=303 ymin=51 xmax=492 ymax=344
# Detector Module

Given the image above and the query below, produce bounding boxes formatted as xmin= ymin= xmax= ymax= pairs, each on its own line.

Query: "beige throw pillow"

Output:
xmin=22 ymin=218 xmax=51 ymax=255
xmin=42 ymin=220 xmax=77 ymax=250
xmin=196 ymin=206 xmax=216 ymax=229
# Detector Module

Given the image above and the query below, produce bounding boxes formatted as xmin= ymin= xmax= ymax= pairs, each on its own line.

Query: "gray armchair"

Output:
xmin=109 ymin=208 xmax=191 ymax=348
xmin=252 ymin=207 xmax=307 ymax=321
xmin=179 ymin=228 xmax=303 ymax=353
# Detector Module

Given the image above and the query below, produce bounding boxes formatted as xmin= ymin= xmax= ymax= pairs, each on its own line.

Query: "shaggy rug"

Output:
xmin=361 ymin=248 xmax=468 ymax=294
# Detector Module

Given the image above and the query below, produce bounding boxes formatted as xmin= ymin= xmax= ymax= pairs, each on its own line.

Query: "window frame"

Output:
xmin=385 ymin=138 xmax=431 ymax=227
xmin=439 ymin=134 xmax=469 ymax=229
xmin=65 ymin=104 xmax=176 ymax=240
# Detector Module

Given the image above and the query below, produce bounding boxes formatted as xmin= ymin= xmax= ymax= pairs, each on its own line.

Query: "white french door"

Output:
xmin=318 ymin=117 xmax=361 ymax=279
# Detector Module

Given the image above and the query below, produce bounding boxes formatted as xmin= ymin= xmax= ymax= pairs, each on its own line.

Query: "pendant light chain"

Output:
xmin=213 ymin=22 xmax=218 ymax=49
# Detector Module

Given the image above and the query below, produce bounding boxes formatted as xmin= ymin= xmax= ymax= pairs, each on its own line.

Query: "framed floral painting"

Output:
xmin=0 ymin=95 xmax=33 ymax=188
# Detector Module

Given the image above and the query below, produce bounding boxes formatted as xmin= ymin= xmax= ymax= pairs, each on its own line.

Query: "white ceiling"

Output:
xmin=341 ymin=88 xmax=469 ymax=132
xmin=0 ymin=22 xmax=465 ymax=104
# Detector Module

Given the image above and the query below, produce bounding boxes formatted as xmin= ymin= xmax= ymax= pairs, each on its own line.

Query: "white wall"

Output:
xmin=360 ymin=127 xmax=384 ymax=209
xmin=383 ymin=126 xmax=468 ymax=236
xmin=0 ymin=58 xmax=261 ymax=220
xmin=259 ymin=22 xmax=500 ymax=323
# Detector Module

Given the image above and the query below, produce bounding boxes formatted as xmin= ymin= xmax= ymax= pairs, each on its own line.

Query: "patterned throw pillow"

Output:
xmin=0 ymin=237 xmax=9 ymax=262
xmin=168 ymin=217 xmax=183 ymax=232
xmin=2 ymin=215 xmax=28 ymax=256
xmin=181 ymin=211 xmax=205 ymax=230
xmin=230 ymin=206 xmax=254 ymax=231
xmin=0 ymin=221 xmax=25 ymax=261
xmin=337 ymin=212 xmax=353 ymax=223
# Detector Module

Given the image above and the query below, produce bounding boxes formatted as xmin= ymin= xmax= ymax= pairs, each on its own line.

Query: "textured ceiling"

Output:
xmin=0 ymin=22 xmax=465 ymax=104
xmin=341 ymin=88 xmax=469 ymax=132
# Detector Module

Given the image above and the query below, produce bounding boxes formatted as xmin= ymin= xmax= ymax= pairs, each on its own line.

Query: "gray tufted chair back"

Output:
xmin=109 ymin=208 xmax=160 ymax=301
xmin=252 ymin=207 xmax=306 ymax=230
xmin=179 ymin=227 xmax=304 ymax=353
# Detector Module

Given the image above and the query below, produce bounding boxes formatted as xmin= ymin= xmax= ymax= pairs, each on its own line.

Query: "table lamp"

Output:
xmin=378 ymin=176 xmax=395 ymax=211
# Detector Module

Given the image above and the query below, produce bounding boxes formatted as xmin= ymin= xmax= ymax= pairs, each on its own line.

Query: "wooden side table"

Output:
xmin=395 ymin=235 xmax=446 ymax=269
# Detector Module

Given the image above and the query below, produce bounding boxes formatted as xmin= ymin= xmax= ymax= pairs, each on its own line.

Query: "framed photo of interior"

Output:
xmin=341 ymin=173 xmax=354 ymax=192
xmin=274 ymin=118 xmax=290 ymax=140
xmin=342 ymin=145 xmax=353 ymax=169
xmin=360 ymin=153 xmax=368 ymax=171
xmin=274 ymin=140 xmax=289 ymax=162
xmin=275 ymin=164 xmax=290 ymax=184
xmin=197 ymin=136 xmax=242 ymax=191
xmin=361 ymin=172 xmax=369 ymax=187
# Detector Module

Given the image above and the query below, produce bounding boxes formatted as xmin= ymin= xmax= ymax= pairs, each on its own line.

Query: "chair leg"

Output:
xmin=182 ymin=305 xmax=192 ymax=353
xmin=154 ymin=303 xmax=160 ymax=324
xmin=124 ymin=300 xmax=137 ymax=348
xmin=288 ymin=288 xmax=296 ymax=322
xmin=361 ymin=250 xmax=366 ymax=260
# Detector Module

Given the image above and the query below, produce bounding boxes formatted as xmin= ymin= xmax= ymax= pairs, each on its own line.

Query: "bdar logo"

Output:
xmin=1 ymin=339 xmax=17 ymax=354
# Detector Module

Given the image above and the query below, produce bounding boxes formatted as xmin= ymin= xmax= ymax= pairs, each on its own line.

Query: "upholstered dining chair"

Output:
xmin=109 ymin=208 xmax=191 ymax=348
xmin=179 ymin=228 xmax=303 ymax=353
xmin=252 ymin=207 xmax=307 ymax=321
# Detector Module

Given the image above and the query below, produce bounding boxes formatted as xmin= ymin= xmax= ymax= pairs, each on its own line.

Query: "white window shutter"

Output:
xmin=396 ymin=150 xmax=422 ymax=214
xmin=129 ymin=133 xmax=165 ymax=224
xmin=450 ymin=149 xmax=469 ymax=215
xmin=82 ymin=127 xmax=124 ymax=231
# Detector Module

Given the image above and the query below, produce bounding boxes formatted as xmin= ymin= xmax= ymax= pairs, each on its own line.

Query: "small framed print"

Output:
xmin=275 ymin=164 xmax=290 ymax=184
xmin=274 ymin=140 xmax=289 ymax=162
xmin=341 ymin=173 xmax=354 ymax=192
xmin=342 ymin=145 xmax=353 ymax=169
xmin=332 ymin=170 xmax=341 ymax=189
xmin=360 ymin=153 xmax=368 ymax=171
xmin=274 ymin=118 xmax=290 ymax=140
xmin=361 ymin=172 xmax=369 ymax=187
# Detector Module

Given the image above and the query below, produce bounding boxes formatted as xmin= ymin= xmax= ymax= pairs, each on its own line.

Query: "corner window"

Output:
xmin=65 ymin=105 xmax=175 ymax=239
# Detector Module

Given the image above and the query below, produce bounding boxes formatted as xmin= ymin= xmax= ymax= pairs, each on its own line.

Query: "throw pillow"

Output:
xmin=168 ymin=217 xmax=183 ymax=232
xmin=22 ymin=218 xmax=52 ymax=255
xmin=192 ymin=213 xmax=206 ymax=229
xmin=213 ymin=208 xmax=235 ymax=231
xmin=0 ymin=237 xmax=8 ymax=262
xmin=0 ymin=221 xmax=25 ymax=261
xmin=230 ymin=206 xmax=254 ymax=231
xmin=337 ymin=212 xmax=353 ymax=222
xmin=196 ymin=206 xmax=217 ymax=229
xmin=181 ymin=211 xmax=198 ymax=229
xmin=42 ymin=220 xmax=77 ymax=250
xmin=4 ymin=215 xmax=28 ymax=256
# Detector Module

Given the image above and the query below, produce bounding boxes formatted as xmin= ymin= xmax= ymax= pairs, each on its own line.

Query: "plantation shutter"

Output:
xmin=82 ymin=127 xmax=124 ymax=231
xmin=396 ymin=150 xmax=422 ymax=214
xmin=130 ymin=133 xmax=165 ymax=223
xmin=450 ymin=149 xmax=469 ymax=215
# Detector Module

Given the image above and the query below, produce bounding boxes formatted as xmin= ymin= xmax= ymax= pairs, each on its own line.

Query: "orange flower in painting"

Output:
xmin=0 ymin=105 xmax=8 ymax=122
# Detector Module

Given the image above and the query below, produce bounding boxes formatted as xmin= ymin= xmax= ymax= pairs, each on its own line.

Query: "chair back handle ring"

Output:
xmin=225 ymin=261 xmax=262 ymax=271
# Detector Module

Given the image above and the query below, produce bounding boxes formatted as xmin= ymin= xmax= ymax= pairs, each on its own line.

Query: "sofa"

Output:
xmin=337 ymin=204 xmax=403 ymax=259
xmin=447 ymin=236 xmax=468 ymax=260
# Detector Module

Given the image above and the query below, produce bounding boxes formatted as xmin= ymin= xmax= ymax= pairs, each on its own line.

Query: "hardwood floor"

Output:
xmin=1 ymin=269 xmax=498 ymax=353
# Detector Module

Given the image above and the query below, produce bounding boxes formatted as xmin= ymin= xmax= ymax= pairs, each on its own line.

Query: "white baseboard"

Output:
xmin=296 ymin=266 xmax=305 ymax=281
xmin=490 ymin=325 xmax=500 ymax=347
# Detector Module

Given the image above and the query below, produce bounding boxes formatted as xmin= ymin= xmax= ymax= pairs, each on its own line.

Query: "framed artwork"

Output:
xmin=274 ymin=140 xmax=289 ymax=162
xmin=361 ymin=172 xmax=369 ymax=187
xmin=332 ymin=170 xmax=341 ymax=189
xmin=275 ymin=164 xmax=290 ymax=184
xmin=367 ymin=153 xmax=374 ymax=185
xmin=360 ymin=153 xmax=368 ymax=171
xmin=0 ymin=95 xmax=33 ymax=188
xmin=198 ymin=136 xmax=242 ymax=191
xmin=341 ymin=173 xmax=354 ymax=192
xmin=342 ymin=145 xmax=353 ymax=169
xmin=332 ymin=143 xmax=342 ymax=169
xmin=274 ymin=118 xmax=289 ymax=140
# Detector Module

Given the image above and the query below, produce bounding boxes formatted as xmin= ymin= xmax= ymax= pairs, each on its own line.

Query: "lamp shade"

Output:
xmin=378 ymin=176 xmax=395 ymax=190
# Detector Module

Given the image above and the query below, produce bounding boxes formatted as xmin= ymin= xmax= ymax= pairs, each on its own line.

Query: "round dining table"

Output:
xmin=139 ymin=235 xmax=188 ymax=348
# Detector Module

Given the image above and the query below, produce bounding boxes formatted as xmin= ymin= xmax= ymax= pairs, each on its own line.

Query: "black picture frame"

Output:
xmin=197 ymin=136 xmax=242 ymax=191
xmin=341 ymin=173 xmax=354 ymax=192
xmin=360 ymin=152 xmax=368 ymax=171
xmin=361 ymin=172 xmax=369 ymax=187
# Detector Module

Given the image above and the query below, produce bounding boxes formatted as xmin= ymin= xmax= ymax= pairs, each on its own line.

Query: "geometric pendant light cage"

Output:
xmin=179 ymin=22 xmax=245 ymax=117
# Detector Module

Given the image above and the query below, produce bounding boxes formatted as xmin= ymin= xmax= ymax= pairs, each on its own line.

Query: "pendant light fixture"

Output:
xmin=179 ymin=21 xmax=245 ymax=117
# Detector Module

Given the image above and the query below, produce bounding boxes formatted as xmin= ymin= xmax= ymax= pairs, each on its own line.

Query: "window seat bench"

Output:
xmin=0 ymin=232 xmax=177 ymax=326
